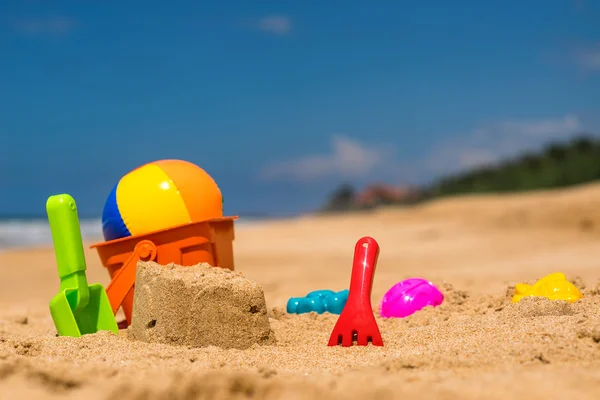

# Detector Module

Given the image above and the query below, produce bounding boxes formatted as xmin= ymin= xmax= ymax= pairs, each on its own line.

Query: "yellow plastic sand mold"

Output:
xmin=512 ymin=272 xmax=583 ymax=303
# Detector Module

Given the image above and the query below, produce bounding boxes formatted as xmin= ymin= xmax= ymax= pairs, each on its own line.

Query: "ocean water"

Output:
xmin=0 ymin=217 xmax=262 ymax=251
xmin=0 ymin=218 xmax=104 ymax=251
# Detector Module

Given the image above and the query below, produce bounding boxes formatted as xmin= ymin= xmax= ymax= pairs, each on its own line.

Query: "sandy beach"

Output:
xmin=2 ymin=183 xmax=600 ymax=399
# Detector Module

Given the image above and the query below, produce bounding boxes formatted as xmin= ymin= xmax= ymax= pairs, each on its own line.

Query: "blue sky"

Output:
xmin=1 ymin=0 xmax=599 ymax=217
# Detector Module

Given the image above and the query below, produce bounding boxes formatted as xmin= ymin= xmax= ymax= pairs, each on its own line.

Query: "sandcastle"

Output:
xmin=129 ymin=261 xmax=274 ymax=349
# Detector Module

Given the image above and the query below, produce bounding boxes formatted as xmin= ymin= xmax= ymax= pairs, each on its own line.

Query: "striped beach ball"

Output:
xmin=101 ymin=159 xmax=223 ymax=241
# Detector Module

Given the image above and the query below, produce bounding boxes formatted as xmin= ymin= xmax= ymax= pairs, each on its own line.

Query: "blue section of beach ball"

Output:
xmin=101 ymin=182 xmax=130 ymax=241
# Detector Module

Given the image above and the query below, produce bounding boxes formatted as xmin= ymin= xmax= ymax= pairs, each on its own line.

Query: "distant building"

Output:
xmin=354 ymin=183 xmax=421 ymax=208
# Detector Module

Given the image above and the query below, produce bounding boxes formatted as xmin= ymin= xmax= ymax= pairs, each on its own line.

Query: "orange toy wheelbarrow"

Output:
xmin=90 ymin=216 xmax=238 ymax=327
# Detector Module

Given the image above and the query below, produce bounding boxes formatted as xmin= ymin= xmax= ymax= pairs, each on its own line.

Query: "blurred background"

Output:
xmin=1 ymin=0 xmax=599 ymax=249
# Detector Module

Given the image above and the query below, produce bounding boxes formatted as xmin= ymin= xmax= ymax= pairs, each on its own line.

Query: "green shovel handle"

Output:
xmin=46 ymin=194 xmax=88 ymax=278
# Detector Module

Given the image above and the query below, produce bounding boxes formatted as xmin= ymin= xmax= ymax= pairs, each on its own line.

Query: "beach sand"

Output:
xmin=2 ymin=183 xmax=600 ymax=399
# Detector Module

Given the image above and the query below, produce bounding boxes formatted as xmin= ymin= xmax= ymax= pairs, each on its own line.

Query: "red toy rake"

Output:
xmin=328 ymin=236 xmax=383 ymax=347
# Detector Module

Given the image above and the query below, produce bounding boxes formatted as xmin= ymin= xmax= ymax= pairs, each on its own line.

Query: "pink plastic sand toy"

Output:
xmin=379 ymin=278 xmax=444 ymax=318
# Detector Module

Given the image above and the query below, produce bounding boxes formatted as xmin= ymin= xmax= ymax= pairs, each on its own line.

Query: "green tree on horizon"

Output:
xmin=321 ymin=133 xmax=600 ymax=212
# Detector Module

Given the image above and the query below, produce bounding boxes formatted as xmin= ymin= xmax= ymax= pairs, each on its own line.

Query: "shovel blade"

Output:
xmin=50 ymin=289 xmax=81 ymax=337
xmin=50 ymin=284 xmax=119 ymax=337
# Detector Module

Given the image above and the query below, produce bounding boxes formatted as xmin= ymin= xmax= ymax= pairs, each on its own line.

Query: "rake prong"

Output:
xmin=356 ymin=331 xmax=368 ymax=346
xmin=327 ymin=328 xmax=348 ymax=347
xmin=370 ymin=332 xmax=384 ymax=346
xmin=341 ymin=332 xmax=354 ymax=347
xmin=327 ymin=333 xmax=339 ymax=346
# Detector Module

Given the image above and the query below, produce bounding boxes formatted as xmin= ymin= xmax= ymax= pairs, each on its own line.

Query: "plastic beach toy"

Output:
xmin=47 ymin=194 xmax=118 ymax=337
xmin=91 ymin=159 xmax=238 ymax=328
xmin=512 ymin=272 xmax=583 ymax=303
xmin=287 ymin=290 xmax=349 ymax=315
xmin=379 ymin=278 xmax=444 ymax=318
xmin=328 ymin=236 xmax=383 ymax=347
xmin=101 ymin=159 xmax=224 ymax=241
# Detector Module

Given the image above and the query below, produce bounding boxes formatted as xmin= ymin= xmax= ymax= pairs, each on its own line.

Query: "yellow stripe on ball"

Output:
xmin=116 ymin=163 xmax=191 ymax=236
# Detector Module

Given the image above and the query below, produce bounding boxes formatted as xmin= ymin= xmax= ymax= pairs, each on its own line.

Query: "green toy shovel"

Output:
xmin=47 ymin=194 xmax=118 ymax=337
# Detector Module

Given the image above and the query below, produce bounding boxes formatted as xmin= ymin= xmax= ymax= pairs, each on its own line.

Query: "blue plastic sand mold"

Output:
xmin=287 ymin=289 xmax=349 ymax=315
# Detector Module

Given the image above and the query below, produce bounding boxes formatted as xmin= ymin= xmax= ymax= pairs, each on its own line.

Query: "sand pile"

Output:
xmin=129 ymin=261 xmax=274 ymax=349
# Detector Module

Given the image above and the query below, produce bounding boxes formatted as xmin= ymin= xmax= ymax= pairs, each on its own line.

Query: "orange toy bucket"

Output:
xmin=90 ymin=216 xmax=238 ymax=326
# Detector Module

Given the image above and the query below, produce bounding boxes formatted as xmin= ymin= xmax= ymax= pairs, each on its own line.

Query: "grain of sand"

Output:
xmin=2 ymin=183 xmax=600 ymax=399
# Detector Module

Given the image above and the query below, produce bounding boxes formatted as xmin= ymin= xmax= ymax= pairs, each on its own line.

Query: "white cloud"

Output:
xmin=259 ymin=135 xmax=391 ymax=182
xmin=259 ymin=115 xmax=588 ymax=184
xmin=10 ymin=16 xmax=75 ymax=36
xmin=574 ymin=45 xmax=600 ymax=72
xmin=499 ymin=114 xmax=580 ymax=137
xmin=257 ymin=15 xmax=292 ymax=35
xmin=426 ymin=114 xmax=583 ymax=173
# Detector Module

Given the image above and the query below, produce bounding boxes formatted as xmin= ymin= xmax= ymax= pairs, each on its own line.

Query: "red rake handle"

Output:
xmin=347 ymin=236 xmax=379 ymax=307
